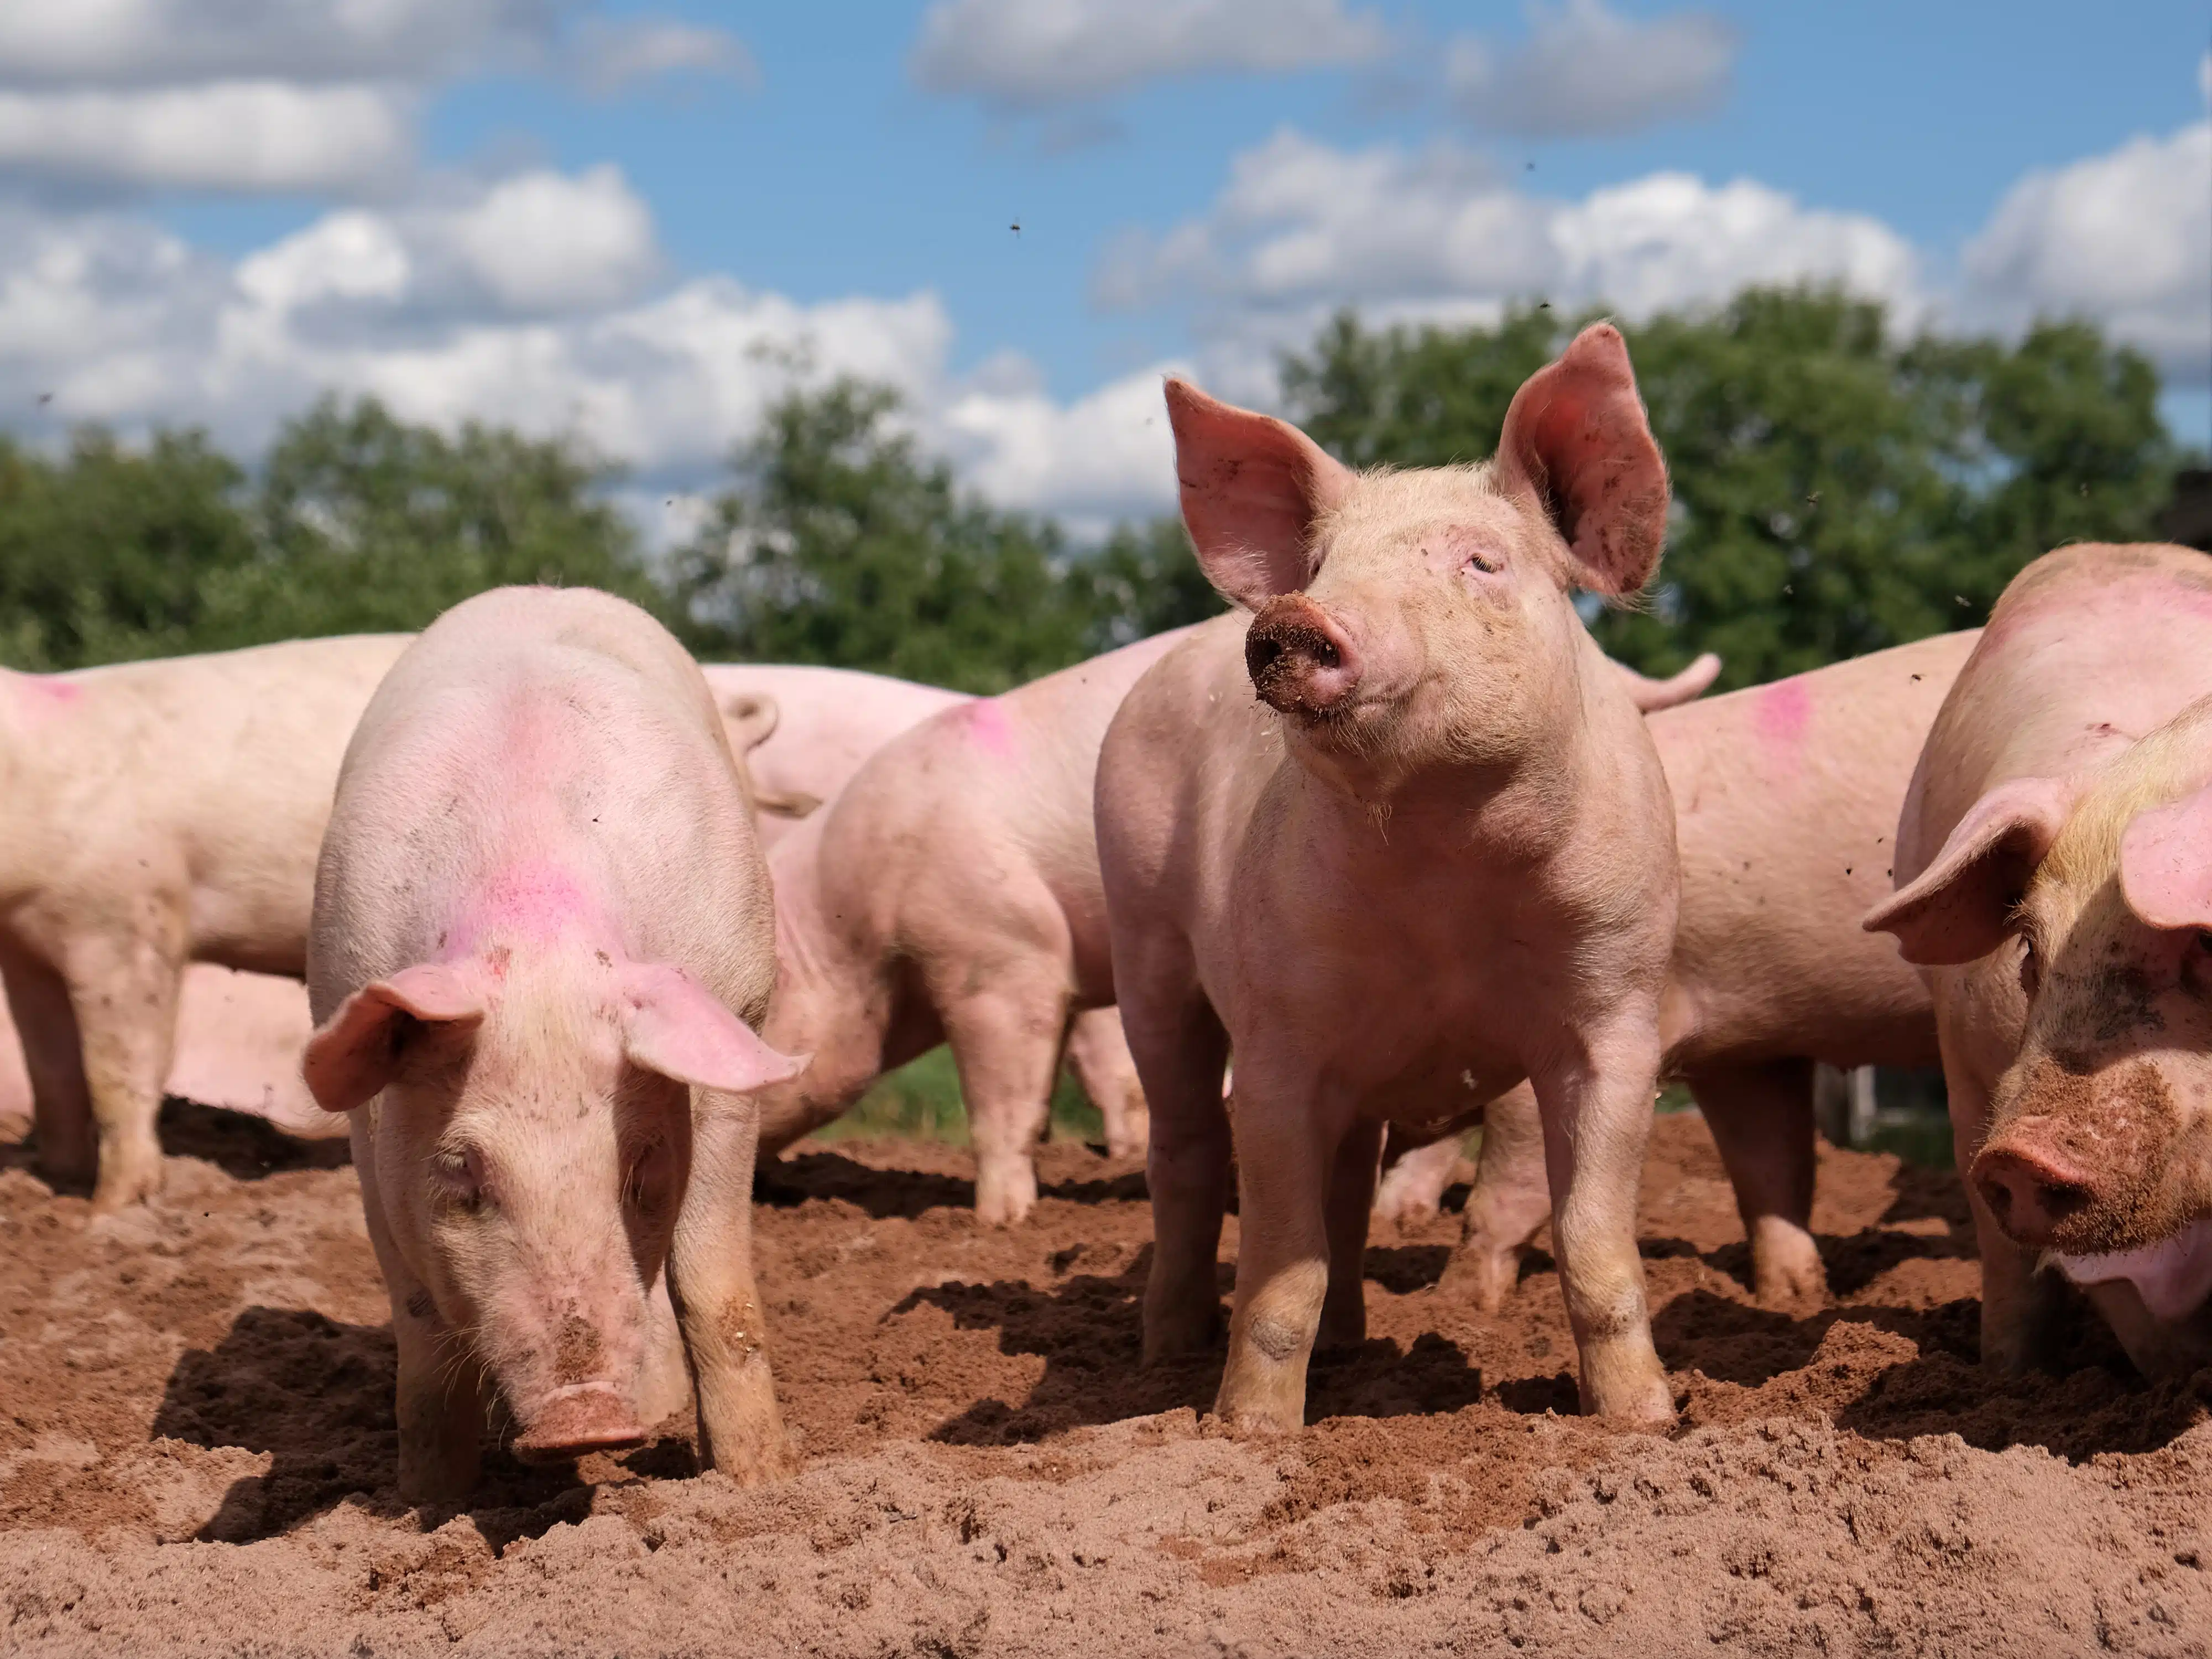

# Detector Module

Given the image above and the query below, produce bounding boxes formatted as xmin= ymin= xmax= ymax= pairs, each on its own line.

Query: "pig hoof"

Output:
xmin=88 ymin=1162 xmax=163 ymax=1213
xmin=1439 ymin=1245 xmax=1522 ymax=1315
xmin=973 ymin=1162 xmax=1039 ymax=1228
xmin=1749 ymin=1221 xmax=1828 ymax=1307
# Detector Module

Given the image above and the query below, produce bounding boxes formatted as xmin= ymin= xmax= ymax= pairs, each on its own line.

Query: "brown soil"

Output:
xmin=4 ymin=1103 xmax=2211 ymax=1657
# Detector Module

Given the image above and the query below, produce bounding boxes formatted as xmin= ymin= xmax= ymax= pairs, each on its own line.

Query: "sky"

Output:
xmin=1 ymin=0 xmax=2206 ymax=543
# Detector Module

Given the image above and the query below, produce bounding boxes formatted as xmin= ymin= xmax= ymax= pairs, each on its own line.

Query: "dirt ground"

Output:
xmin=4 ymin=1107 xmax=2211 ymax=1658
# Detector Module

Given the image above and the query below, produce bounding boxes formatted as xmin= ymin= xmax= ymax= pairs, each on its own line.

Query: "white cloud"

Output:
xmin=1963 ymin=119 xmax=2211 ymax=381
xmin=444 ymin=165 xmax=659 ymax=312
xmin=1445 ymin=0 xmax=1738 ymax=138
xmin=0 ymin=81 xmax=413 ymax=193
xmin=1095 ymin=128 xmax=1921 ymax=334
xmin=0 ymin=190 xmax=1182 ymax=530
xmin=911 ymin=0 xmax=1388 ymax=109
xmin=568 ymin=18 xmax=758 ymax=95
xmin=941 ymin=362 xmax=1183 ymax=526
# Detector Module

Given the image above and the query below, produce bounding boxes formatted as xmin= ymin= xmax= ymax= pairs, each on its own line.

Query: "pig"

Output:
xmin=303 ymin=586 xmax=804 ymax=1501
xmin=702 ymin=664 xmax=1152 ymax=1160
xmin=1376 ymin=628 xmax=1981 ymax=1309
xmin=755 ymin=623 xmax=1718 ymax=1227
xmin=0 ymin=636 xmax=411 ymax=1208
xmin=1097 ymin=324 xmax=1684 ymax=1431
xmin=1865 ymin=542 xmax=2212 ymax=1378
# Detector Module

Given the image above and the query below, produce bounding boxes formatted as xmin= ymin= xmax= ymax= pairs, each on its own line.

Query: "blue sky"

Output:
xmin=3 ymin=1 xmax=2206 ymax=534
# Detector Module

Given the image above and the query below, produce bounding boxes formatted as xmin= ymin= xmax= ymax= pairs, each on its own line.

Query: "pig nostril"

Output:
xmin=2037 ymin=1179 xmax=2091 ymax=1222
xmin=1245 ymin=634 xmax=1285 ymax=679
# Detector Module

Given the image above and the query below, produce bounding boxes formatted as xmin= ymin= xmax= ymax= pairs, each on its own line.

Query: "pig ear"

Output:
xmin=302 ymin=964 xmax=486 ymax=1114
xmin=1164 ymin=377 xmax=1354 ymax=611
xmin=1862 ymin=775 xmax=2078 ymax=964
xmin=1495 ymin=323 xmax=1670 ymax=597
xmin=2120 ymin=782 xmax=2212 ymax=930
xmin=619 ymin=964 xmax=808 ymax=1095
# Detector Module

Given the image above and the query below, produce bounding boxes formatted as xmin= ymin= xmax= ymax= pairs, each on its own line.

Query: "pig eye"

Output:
xmin=429 ymin=1147 xmax=489 ymax=1213
xmin=1462 ymin=549 xmax=1503 ymax=576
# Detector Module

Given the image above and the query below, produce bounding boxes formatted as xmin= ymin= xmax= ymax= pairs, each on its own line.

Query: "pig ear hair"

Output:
xmin=1495 ymin=322 xmax=1670 ymax=598
xmin=619 ymin=963 xmax=808 ymax=1096
xmin=1862 ymin=775 xmax=2078 ymax=965
xmin=302 ymin=964 xmax=486 ymax=1114
xmin=2121 ymin=782 xmax=2212 ymax=931
xmin=1164 ymin=377 xmax=1355 ymax=612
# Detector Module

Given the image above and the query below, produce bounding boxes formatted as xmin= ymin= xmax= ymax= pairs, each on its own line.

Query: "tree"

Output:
xmin=1064 ymin=515 xmax=1225 ymax=655
xmin=197 ymin=397 xmax=658 ymax=646
xmin=670 ymin=379 xmax=1102 ymax=693
xmin=1280 ymin=288 xmax=2183 ymax=688
xmin=0 ymin=427 xmax=255 ymax=670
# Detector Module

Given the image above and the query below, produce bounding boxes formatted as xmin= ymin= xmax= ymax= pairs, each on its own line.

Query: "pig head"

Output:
xmin=1867 ymin=695 xmax=2212 ymax=1357
xmin=305 ymin=949 xmax=800 ymax=1462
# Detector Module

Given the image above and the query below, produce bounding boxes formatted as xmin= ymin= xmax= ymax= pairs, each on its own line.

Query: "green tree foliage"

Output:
xmin=0 ymin=428 xmax=254 ymax=669
xmin=669 ymin=378 xmax=1219 ymax=692
xmin=1282 ymin=288 xmax=2181 ymax=687
xmin=204 ymin=397 xmax=658 ymax=644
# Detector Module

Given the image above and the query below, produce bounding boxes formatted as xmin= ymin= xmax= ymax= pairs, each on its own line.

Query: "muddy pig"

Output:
xmin=1379 ymin=629 xmax=1979 ymax=1308
xmin=0 ymin=635 xmax=412 ymax=1208
xmin=1866 ymin=543 xmax=2212 ymax=1378
xmin=756 ymin=622 xmax=1715 ymax=1227
xmin=304 ymin=587 xmax=804 ymax=1501
xmin=1099 ymin=323 xmax=1683 ymax=1431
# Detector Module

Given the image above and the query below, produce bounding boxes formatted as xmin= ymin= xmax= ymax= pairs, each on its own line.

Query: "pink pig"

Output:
xmin=1866 ymin=543 xmax=2212 ymax=1378
xmin=1098 ymin=325 xmax=1683 ymax=1431
xmin=0 ymin=635 xmax=410 ymax=1208
xmin=753 ymin=625 xmax=1713 ymax=1226
xmin=1379 ymin=628 xmax=1979 ymax=1308
xmin=304 ymin=587 xmax=803 ymax=1501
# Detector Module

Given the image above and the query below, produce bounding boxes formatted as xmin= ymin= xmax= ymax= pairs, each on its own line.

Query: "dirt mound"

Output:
xmin=4 ymin=1114 xmax=2210 ymax=1656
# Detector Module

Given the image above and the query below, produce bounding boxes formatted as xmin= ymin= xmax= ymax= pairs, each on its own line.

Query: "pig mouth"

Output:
xmin=2047 ymin=1216 xmax=2212 ymax=1322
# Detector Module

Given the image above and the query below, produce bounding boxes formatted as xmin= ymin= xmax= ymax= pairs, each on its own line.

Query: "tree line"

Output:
xmin=0 ymin=286 xmax=2185 ymax=692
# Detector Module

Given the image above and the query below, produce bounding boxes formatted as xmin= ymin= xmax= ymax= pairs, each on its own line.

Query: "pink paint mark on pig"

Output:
xmin=962 ymin=699 xmax=1020 ymax=761
xmin=445 ymin=860 xmax=602 ymax=958
xmin=8 ymin=674 xmax=82 ymax=723
xmin=1755 ymin=678 xmax=1812 ymax=750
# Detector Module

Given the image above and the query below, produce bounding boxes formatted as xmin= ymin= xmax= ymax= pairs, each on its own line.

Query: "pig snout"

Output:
xmin=508 ymin=1381 xmax=648 ymax=1464
xmin=1246 ymin=595 xmax=1361 ymax=717
xmin=1971 ymin=1132 xmax=2098 ymax=1248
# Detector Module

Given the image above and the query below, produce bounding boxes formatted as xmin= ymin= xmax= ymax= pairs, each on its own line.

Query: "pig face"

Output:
xmin=1164 ymin=324 xmax=1669 ymax=787
xmin=305 ymin=954 xmax=802 ymax=1460
xmin=1868 ymin=698 xmax=2212 ymax=1327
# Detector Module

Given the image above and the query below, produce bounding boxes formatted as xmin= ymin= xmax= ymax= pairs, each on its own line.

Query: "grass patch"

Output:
xmin=811 ymin=1046 xmax=1105 ymax=1145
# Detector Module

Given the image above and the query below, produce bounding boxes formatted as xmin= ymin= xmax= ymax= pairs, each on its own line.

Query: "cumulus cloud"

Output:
xmin=0 ymin=189 xmax=1181 ymax=529
xmin=1095 ymin=128 xmax=1921 ymax=337
xmin=910 ymin=0 xmax=1388 ymax=109
xmin=1444 ymin=0 xmax=1738 ymax=138
xmin=568 ymin=18 xmax=759 ymax=95
xmin=0 ymin=81 xmax=414 ymax=194
xmin=1963 ymin=119 xmax=2211 ymax=381
xmin=0 ymin=4 xmax=754 ymax=195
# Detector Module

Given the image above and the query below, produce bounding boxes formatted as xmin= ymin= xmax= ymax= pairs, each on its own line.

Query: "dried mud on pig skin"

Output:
xmin=4 ymin=1110 xmax=2212 ymax=1657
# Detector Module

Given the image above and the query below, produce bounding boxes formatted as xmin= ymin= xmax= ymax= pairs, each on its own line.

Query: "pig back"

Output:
xmin=1656 ymin=628 xmax=1979 ymax=1071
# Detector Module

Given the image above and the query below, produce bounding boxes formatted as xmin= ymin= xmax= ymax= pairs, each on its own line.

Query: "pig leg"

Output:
xmin=1214 ymin=1060 xmax=1335 ymax=1432
xmin=66 ymin=930 xmax=184 ymax=1211
xmin=1530 ymin=1018 xmax=1674 ymax=1425
xmin=1064 ymin=1006 xmax=1150 ymax=1159
xmin=670 ymin=1095 xmax=793 ymax=1484
xmin=1372 ymin=1126 xmax=1460 ymax=1225
xmin=1129 ymin=980 xmax=1233 ymax=1364
xmin=1686 ymin=1059 xmax=1826 ymax=1306
xmin=1 ymin=941 xmax=94 ymax=1190
xmin=1318 ymin=1117 xmax=1384 ymax=1352
xmin=1445 ymin=1082 xmax=1552 ymax=1314
xmin=941 ymin=982 xmax=1070 ymax=1226
xmin=1946 ymin=1066 xmax=2064 ymax=1374
xmin=357 ymin=1156 xmax=487 ymax=1504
